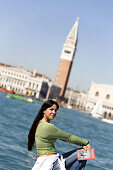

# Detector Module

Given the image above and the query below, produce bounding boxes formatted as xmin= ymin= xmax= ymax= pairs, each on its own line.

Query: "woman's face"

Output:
xmin=43 ymin=104 xmax=58 ymax=122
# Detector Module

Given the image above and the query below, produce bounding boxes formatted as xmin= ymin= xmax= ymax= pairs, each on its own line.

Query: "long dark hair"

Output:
xmin=28 ymin=99 xmax=59 ymax=151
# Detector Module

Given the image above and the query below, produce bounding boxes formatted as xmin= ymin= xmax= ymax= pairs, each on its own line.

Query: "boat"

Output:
xmin=66 ymin=105 xmax=72 ymax=109
xmin=0 ymin=87 xmax=14 ymax=94
xmin=7 ymin=93 xmax=34 ymax=103
xmin=91 ymin=100 xmax=103 ymax=118
xmin=102 ymin=118 xmax=113 ymax=124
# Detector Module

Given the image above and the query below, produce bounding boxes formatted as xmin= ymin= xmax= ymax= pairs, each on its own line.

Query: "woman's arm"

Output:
xmin=47 ymin=123 xmax=89 ymax=146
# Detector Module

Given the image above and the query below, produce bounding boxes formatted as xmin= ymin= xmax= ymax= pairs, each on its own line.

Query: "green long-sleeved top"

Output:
xmin=35 ymin=120 xmax=88 ymax=156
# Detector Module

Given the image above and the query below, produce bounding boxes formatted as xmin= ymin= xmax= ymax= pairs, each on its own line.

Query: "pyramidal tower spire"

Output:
xmin=54 ymin=17 xmax=79 ymax=96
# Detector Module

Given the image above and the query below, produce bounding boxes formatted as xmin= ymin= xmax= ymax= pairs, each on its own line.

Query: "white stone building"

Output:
xmin=64 ymin=88 xmax=88 ymax=111
xmin=86 ymin=82 xmax=113 ymax=119
xmin=64 ymin=82 xmax=113 ymax=119
xmin=0 ymin=64 xmax=61 ymax=99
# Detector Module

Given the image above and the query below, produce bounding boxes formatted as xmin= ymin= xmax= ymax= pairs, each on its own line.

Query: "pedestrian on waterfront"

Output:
xmin=28 ymin=99 xmax=91 ymax=170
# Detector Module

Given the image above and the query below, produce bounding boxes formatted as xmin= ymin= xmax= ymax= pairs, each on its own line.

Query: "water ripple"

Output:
xmin=0 ymin=92 xmax=113 ymax=169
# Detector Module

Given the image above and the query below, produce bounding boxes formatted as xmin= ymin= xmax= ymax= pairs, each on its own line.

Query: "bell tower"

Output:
xmin=54 ymin=17 xmax=79 ymax=96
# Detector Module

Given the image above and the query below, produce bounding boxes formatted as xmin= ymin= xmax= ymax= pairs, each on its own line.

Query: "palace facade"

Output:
xmin=86 ymin=82 xmax=113 ymax=119
xmin=65 ymin=82 xmax=113 ymax=119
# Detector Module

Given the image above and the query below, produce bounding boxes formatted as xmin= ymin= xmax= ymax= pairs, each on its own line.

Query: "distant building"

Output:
xmin=0 ymin=64 xmax=61 ymax=100
xmin=64 ymin=88 xmax=88 ymax=111
xmin=86 ymin=82 xmax=113 ymax=119
xmin=65 ymin=88 xmax=80 ymax=106
xmin=54 ymin=17 xmax=79 ymax=96
xmin=64 ymin=83 xmax=113 ymax=120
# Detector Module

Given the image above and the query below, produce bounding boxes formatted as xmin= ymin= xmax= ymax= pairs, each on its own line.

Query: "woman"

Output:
xmin=28 ymin=100 xmax=91 ymax=170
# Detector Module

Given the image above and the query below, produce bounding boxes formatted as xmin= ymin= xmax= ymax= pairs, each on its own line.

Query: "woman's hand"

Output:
xmin=83 ymin=143 xmax=91 ymax=151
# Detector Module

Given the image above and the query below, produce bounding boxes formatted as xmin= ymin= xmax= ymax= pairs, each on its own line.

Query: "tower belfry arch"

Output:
xmin=54 ymin=17 xmax=79 ymax=96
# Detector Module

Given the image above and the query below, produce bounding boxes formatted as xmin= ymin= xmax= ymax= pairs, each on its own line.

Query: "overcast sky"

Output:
xmin=0 ymin=0 xmax=113 ymax=91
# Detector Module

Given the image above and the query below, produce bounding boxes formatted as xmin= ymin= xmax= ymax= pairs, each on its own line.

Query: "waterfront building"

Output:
xmin=77 ymin=91 xmax=88 ymax=111
xmin=86 ymin=82 xmax=113 ymax=119
xmin=64 ymin=82 xmax=113 ymax=120
xmin=54 ymin=17 xmax=79 ymax=96
xmin=0 ymin=64 xmax=61 ymax=100
xmin=65 ymin=88 xmax=80 ymax=107
xmin=64 ymin=88 xmax=88 ymax=111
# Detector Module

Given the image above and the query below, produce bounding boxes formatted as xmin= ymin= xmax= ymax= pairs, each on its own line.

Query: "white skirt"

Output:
xmin=32 ymin=154 xmax=66 ymax=170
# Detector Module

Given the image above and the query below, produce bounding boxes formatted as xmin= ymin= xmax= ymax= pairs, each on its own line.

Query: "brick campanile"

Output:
xmin=54 ymin=17 xmax=79 ymax=96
